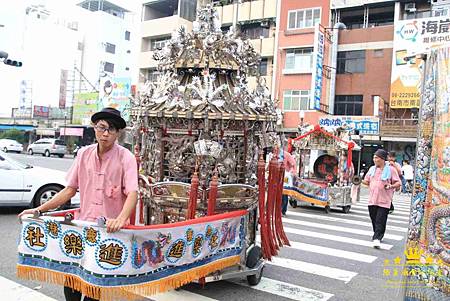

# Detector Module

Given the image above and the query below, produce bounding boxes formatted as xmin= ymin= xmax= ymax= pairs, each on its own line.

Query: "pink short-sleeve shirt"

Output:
xmin=66 ymin=143 xmax=138 ymax=222
xmin=364 ymin=165 xmax=400 ymax=209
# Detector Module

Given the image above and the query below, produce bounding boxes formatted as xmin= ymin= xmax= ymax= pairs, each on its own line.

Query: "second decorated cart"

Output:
xmin=283 ymin=125 xmax=360 ymax=214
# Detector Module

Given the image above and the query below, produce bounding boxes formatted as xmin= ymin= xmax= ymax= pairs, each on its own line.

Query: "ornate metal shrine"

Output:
xmin=130 ymin=3 xmax=288 ymax=261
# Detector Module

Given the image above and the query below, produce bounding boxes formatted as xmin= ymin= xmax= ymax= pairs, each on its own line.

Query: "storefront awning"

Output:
xmin=0 ymin=124 xmax=35 ymax=131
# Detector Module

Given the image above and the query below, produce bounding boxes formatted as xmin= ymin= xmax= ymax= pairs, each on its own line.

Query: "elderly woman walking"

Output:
xmin=361 ymin=149 xmax=401 ymax=249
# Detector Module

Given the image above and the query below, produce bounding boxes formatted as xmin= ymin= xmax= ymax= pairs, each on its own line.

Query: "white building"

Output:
xmin=76 ymin=0 xmax=140 ymax=91
xmin=0 ymin=0 xmax=140 ymax=118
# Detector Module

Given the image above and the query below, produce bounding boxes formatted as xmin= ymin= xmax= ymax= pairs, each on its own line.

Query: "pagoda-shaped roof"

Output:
xmin=133 ymin=4 xmax=277 ymax=121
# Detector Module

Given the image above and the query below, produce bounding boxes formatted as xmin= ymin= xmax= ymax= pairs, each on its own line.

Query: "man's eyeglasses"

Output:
xmin=94 ymin=125 xmax=117 ymax=134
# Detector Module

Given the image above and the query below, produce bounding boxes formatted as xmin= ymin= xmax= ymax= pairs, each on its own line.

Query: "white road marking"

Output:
xmin=287 ymin=240 xmax=377 ymax=263
xmin=148 ymin=289 xmax=219 ymax=301
xmin=332 ymin=212 xmax=409 ymax=225
xmin=268 ymin=257 xmax=358 ymax=283
xmin=285 ymin=211 xmax=408 ymax=232
xmin=283 ymin=227 xmax=393 ymax=250
xmin=353 ymin=204 xmax=411 ymax=213
xmin=347 ymin=208 xmax=410 ymax=220
xmin=230 ymin=277 xmax=334 ymax=301
xmin=282 ymin=218 xmax=405 ymax=240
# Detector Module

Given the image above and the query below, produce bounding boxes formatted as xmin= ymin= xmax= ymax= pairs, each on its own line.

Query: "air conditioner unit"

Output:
xmin=405 ymin=2 xmax=417 ymax=12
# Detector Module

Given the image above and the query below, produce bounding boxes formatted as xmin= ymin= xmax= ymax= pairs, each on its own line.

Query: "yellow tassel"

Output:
xmin=17 ymin=255 xmax=240 ymax=301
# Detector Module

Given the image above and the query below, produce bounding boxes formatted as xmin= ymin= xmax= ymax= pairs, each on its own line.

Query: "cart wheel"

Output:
xmin=324 ymin=205 xmax=331 ymax=214
xmin=342 ymin=205 xmax=351 ymax=214
xmin=289 ymin=199 xmax=297 ymax=208
xmin=247 ymin=265 xmax=264 ymax=286
xmin=246 ymin=245 xmax=262 ymax=268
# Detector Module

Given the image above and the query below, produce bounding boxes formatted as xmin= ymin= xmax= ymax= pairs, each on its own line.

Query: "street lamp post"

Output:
xmin=63 ymin=112 xmax=67 ymax=145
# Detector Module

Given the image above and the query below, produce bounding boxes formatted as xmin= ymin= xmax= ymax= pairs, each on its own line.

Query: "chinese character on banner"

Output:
xmin=439 ymin=19 xmax=450 ymax=33
xmin=85 ymin=227 xmax=99 ymax=245
xmin=99 ymin=243 xmax=124 ymax=266
xmin=46 ymin=221 xmax=59 ymax=238
xmin=423 ymin=37 xmax=430 ymax=43
xmin=63 ymin=233 xmax=83 ymax=256
xmin=209 ymin=231 xmax=219 ymax=250
xmin=431 ymin=36 xmax=438 ymax=43
xmin=185 ymin=228 xmax=194 ymax=244
xmin=25 ymin=226 xmax=45 ymax=247
xmin=192 ymin=235 xmax=204 ymax=257
xmin=167 ymin=240 xmax=186 ymax=261
xmin=422 ymin=20 xmax=438 ymax=34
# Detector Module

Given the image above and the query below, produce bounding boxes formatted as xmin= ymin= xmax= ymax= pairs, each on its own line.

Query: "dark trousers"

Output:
xmin=64 ymin=286 xmax=99 ymax=301
xmin=368 ymin=205 xmax=390 ymax=241
xmin=282 ymin=194 xmax=288 ymax=215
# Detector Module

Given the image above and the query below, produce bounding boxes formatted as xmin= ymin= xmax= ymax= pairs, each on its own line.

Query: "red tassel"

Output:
xmin=273 ymin=163 xmax=284 ymax=247
xmin=257 ymin=153 xmax=270 ymax=259
xmin=266 ymin=148 xmax=279 ymax=257
xmin=276 ymin=163 xmax=290 ymax=246
xmin=187 ymin=171 xmax=199 ymax=220
xmin=207 ymin=171 xmax=218 ymax=216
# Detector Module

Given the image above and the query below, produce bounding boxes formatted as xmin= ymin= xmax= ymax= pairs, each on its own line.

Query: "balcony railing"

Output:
xmin=380 ymin=118 xmax=418 ymax=137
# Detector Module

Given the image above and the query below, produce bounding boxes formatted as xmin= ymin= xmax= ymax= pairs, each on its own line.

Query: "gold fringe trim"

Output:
xmin=17 ymin=255 xmax=240 ymax=301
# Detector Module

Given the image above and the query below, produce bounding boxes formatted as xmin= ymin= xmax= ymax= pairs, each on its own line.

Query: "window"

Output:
xmin=147 ymin=70 xmax=161 ymax=82
xmin=77 ymin=42 xmax=83 ymax=51
xmin=258 ymin=58 xmax=268 ymax=76
xmin=125 ymin=31 xmax=130 ymax=41
xmin=105 ymin=42 xmax=116 ymax=54
xmin=373 ymin=49 xmax=384 ymax=58
xmin=151 ymin=37 xmax=170 ymax=50
xmin=284 ymin=48 xmax=313 ymax=73
xmin=283 ymin=90 xmax=310 ymax=111
xmin=337 ymin=50 xmax=365 ymax=74
xmin=288 ymin=8 xmax=321 ymax=30
xmin=179 ymin=0 xmax=197 ymax=21
xmin=125 ymin=67 xmax=130 ymax=71
xmin=334 ymin=95 xmax=363 ymax=116
xmin=104 ymin=62 xmax=114 ymax=73
xmin=241 ymin=23 xmax=270 ymax=39
xmin=126 ymin=50 xmax=131 ymax=54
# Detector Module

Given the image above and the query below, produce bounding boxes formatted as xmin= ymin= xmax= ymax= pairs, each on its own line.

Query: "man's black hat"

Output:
xmin=91 ymin=107 xmax=126 ymax=129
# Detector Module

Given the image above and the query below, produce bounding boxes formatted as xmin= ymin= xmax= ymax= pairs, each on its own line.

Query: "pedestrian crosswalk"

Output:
xmin=6 ymin=192 xmax=412 ymax=301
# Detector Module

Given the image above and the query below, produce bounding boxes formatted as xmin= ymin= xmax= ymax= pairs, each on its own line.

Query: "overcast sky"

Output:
xmin=0 ymin=0 xmax=140 ymax=117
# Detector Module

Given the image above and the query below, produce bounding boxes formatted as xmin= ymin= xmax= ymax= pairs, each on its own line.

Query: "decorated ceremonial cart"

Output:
xmin=17 ymin=4 xmax=290 ymax=300
xmin=283 ymin=125 xmax=360 ymax=214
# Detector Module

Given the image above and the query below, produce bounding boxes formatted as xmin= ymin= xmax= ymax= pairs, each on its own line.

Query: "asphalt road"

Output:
xmin=1 ymin=153 xmax=411 ymax=301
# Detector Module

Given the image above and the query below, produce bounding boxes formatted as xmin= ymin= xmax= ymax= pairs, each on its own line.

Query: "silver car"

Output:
xmin=27 ymin=138 xmax=67 ymax=158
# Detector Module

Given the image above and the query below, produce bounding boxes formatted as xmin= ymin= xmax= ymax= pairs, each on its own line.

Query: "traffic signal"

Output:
xmin=4 ymin=59 xmax=22 ymax=67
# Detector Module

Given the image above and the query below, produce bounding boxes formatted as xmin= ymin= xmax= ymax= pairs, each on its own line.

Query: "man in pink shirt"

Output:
xmin=19 ymin=107 xmax=138 ymax=301
xmin=362 ymin=149 xmax=401 ymax=249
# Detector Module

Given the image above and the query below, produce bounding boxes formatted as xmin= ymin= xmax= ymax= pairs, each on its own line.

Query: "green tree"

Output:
xmin=0 ymin=129 xmax=28 ymax=144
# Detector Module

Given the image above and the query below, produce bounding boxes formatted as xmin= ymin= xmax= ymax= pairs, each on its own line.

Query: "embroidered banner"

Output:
xmin=17 ymin=210 xmax=246 ymax=300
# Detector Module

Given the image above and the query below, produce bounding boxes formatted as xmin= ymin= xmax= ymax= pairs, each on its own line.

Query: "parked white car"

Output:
xmin=0 ymin=139 xmax=23 ymax=153
xmin=0 ymin=150 xmax=79 ymax=208
xmin=27 ymin=138 xmax=66 ymax=158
